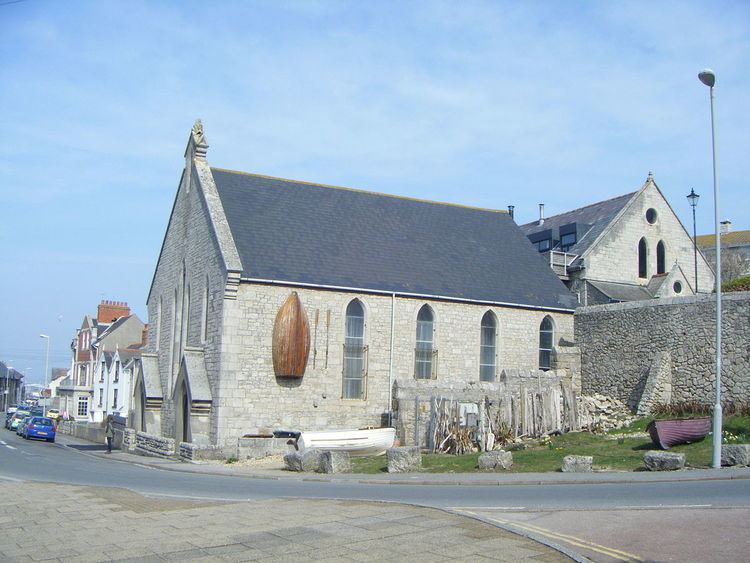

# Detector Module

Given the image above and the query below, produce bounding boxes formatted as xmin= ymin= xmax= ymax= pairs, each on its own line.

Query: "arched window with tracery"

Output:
xmin=480 ymin=311 xmax=497 ymax=381
xmin=415 ymin=305 xmax=436 ymax=379
xmin=342 ymin=299 xmax=367 ymax=399
xmin=539 ymin=316 xmax=554 ymax=371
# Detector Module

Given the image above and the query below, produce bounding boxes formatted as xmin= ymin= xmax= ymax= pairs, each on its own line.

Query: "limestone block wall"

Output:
xmin=575 ymin=292 xmax=750 ymax=410
xmin=578 ymin=184 xmax=714 ymax=293
xmin=146 ymin=166 xmax=228 ymax=441
xmin=214 ymin=283 xmax=573 ymax=446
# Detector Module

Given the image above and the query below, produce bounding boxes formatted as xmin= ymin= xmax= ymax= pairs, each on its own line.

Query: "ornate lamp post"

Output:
xmin=698 ymin=68 xmax=722 ymax=469
xmin=687 ymin=188 xmax=700 ymax=293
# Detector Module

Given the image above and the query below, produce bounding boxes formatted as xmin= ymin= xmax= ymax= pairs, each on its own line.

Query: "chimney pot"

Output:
xmin=508 ymin=205 xmax=515 ymax=219
xmin=538 ymin=203 xmax=545 ymax=226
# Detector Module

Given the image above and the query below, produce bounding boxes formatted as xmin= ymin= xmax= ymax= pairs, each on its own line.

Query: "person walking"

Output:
xmin=104 ymin=415 xmax=114 ymax=454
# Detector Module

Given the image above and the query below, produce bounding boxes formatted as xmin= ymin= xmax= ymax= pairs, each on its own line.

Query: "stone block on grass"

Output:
xmin=721 ymin=444 xmax=750 ymax=467
xmin=478 ymin=450 xmax=513 ymax=471
xmin=561 ymin=455 xmax=593 ymax=473
xmin=643 ymin=450 xmax=685 ymax=471
xmin=319 ymin=450 xmax=351 ymax=474
xmin=387 ymin=446 xmax=422 ymax=473
xmin=283 ymin=452 xmax=303 ymax=472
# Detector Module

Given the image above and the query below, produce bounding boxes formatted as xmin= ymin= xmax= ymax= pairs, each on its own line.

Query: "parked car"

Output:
xmin=46 ymin=409 xmax=60 ymax=421
xmin=21 ymin=417 xmax=56 ymax=442
xmin=16 ymin=416 xmax=32 ymax=435
xmin=8 ymin=412 xmax=29 ymax=431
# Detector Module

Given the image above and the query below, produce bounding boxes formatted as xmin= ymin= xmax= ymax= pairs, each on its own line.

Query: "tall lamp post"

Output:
xmin=687 ymin=188 xmax=700 ymax=293
xmin=39 ymin=334 xmax=50 ymax=416
xmin=698 ymin=68 xmax=722 ymax=469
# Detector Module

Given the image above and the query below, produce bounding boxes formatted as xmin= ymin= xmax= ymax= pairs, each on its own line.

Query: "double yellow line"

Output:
xmin=459 ymin=510 xmax=641 ymax=562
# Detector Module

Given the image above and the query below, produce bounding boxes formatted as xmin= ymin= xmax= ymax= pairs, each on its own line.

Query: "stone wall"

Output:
xmin=575 ymin=292 xmax=750 ymax=410
xmin=135 ymin=431 xmax=176 ymax=457
xmin=214 ymin=284 xmax=574 ymax=446
xmin=56 ymin=420 xmax=124 ymax=449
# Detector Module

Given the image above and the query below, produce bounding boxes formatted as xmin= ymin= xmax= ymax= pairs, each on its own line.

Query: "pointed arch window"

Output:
xmin=656 ymin=241 xmax=666 ymax=275
xmin=539 ymin=316 xmax=554 ymax=371
xmin=638 ymin=238 xmax=648 ymax=278
xmin=415 ymin=305 xmax=437 ymax=379
xmin=342 ymin=299 xmax=367 ymax=399
xmin=201 ymin=279 xmax=209 ymax=344
xmin=480 ymin=311 xmax=497 ymax=381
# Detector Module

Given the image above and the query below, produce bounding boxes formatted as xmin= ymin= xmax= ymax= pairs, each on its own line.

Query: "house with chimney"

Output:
xmin=696 ymin=221 xmax=750 ymax=281
xmin=141 ymin=121 xmax=577 ymax=448
xmin=520 ymin=175 xmax=715 ymax=306
xmin=59 ymin=301 xmax=145 ymax=420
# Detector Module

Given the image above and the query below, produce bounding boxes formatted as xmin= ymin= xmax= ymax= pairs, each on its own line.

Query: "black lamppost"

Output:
xmin=687 ymin=188 xmax=700 ymax=292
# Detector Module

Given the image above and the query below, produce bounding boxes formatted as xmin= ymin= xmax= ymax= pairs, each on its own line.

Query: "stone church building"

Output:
xmin=141 ymin=121 xmax=578 ymax=447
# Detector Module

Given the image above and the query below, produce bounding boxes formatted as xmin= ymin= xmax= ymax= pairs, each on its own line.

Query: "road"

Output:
xmin=3 ymin=428 xmax=750 ymax=561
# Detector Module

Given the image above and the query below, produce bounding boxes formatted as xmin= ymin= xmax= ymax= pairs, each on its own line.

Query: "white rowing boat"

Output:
xmin=297 ymin=427 xmax=396 ymax=456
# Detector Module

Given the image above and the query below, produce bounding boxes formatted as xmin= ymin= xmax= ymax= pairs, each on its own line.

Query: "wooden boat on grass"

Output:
xmin=297 ymin=427 xmax=396 ymax=456
xmin=646 ymin=417 xmax=711 ymax=449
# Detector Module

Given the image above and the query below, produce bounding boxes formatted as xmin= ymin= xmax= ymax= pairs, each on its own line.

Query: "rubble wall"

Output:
xmin=575 ymin=292 xmax=750 ymax=411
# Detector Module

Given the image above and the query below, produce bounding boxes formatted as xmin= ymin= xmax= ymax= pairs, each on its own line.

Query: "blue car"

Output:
xmin=21 ymin=417 xmax=56 ymax=443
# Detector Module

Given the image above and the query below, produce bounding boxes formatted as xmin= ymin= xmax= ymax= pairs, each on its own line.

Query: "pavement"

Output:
xmin=4 ymin=432 xmax=750 ymax=562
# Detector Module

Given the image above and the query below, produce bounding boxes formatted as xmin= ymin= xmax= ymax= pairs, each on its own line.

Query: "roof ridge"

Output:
xmin=210 ymin=167 xmax=507 ymax=214
xmin=524 ymin=191 xmax=636 ymax=226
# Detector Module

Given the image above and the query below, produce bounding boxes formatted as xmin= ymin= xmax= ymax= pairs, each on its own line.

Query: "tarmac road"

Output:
xmin=3 ymin=428 xmax=750 ymax=561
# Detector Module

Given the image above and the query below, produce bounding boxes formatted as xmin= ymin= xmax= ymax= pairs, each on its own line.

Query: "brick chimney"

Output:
xmin=141 ymin=325 xmax=149 ymax=347
xmin=97 ymin=300 xmax=131 ymax=323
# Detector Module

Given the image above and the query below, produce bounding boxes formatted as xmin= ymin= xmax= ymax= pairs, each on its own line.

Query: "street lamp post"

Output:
xmin=687 ymin=188 xmax=700 ymax=293
xmin=39 ymin=334 xmax=50 ymax=416
xmin=698 ymin=68 xmax=722 ymax=469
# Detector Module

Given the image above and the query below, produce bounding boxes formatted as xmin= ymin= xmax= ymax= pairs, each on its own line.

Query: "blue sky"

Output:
xmin=1 ymin=1 xmax=748 ymax=384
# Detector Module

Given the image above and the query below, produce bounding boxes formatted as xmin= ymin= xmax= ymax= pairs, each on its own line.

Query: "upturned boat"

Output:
xmin=646 ymin=417 xmax=711 ymax=449
xmin=296 ymin=427 xmax=396 ymax=456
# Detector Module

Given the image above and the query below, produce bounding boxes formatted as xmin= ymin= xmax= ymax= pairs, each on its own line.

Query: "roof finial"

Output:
xmin=647 ymin=171 xmax=653 ymax=182
xmin=188 ymin=119 xmax=209 ymax=161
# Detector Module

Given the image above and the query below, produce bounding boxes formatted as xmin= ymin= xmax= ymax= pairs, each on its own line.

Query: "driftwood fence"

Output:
xmin=396 ymin=373 xmax=579 ymax=452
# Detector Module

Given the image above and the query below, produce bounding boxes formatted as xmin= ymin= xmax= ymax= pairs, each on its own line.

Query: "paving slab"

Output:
xmin=0 ymin=482 xmax=571 ymax=562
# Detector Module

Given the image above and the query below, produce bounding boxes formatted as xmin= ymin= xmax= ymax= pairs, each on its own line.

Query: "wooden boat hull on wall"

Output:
xmin=646 ymin=417 xmax=711 ymax=449
xmin=272 ymin=292 xmax=311 ymax=378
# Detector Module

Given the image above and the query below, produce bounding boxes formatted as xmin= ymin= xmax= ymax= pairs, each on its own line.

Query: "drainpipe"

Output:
xmin=387 ymin=293 xmax=396 ymax=427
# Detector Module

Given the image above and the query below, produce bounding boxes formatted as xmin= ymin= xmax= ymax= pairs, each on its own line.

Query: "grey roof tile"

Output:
xmin=211 ymin=169 xmax=577 ymax=310
xmin=521 ymin=192 xmax=635 ymax=257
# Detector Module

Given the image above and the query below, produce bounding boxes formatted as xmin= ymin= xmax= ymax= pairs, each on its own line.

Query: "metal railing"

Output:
xmin=546 ymin=250 xmax=578 ymax=278
xmin=414 ymin=348 xmax=438 ymax=380
xmin=342 ymin=344 xmax=368 ymax=399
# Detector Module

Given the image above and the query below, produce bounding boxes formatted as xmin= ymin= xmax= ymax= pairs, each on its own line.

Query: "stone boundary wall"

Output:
xmin=575 ymin=292 xmax=750 ymax=411
xmin=135 ymin=431 xmax=175 ymax=457
xmin=57 ymin=420 xmax=124 ymax=449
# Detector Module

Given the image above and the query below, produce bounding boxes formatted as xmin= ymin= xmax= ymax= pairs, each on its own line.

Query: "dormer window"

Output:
xmin=560 ymin=232 xmax=577 ymax=252
xmin=536 ymin=239 xmax=551 ymax=252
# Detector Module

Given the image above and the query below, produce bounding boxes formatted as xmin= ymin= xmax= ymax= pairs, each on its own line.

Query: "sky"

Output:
xmin=1 ymin=1 xmax=748 ymax=384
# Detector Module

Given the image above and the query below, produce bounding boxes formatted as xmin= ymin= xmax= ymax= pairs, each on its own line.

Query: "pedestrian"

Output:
xmin=104 ymin=415 xmax=114 ymax=454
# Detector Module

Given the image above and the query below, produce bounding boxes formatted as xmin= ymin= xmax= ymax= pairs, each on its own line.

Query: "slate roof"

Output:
xmin=211 ymin=169 xmax=577 ymax=310
xmin=588 ymin=280 xmax=654 ymax=302
xmin=520 ymin=192 xmax=635 ymax=257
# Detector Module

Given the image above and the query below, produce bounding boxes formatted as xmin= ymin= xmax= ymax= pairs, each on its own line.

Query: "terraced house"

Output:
xmin=142 ymin=121 xmax=578 ymax=447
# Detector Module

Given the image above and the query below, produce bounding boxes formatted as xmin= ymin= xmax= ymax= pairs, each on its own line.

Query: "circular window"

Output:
xmin=646 ymin=208 xmax=658 ymax=224
xmin=673 ymin=281 xmax=682 ymax=294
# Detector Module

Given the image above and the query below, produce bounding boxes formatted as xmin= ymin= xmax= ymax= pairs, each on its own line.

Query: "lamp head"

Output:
xmin=687 ymin=188 xmax=700 ymax=206
xmin=39 ymin=334 xmax=49 ymax=339
xmin=698 ymin=69 xmax=716 ymax=87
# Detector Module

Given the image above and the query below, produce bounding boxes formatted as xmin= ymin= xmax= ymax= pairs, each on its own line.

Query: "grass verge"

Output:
xmin=349 ymin=415 xmax=749 ymax=474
